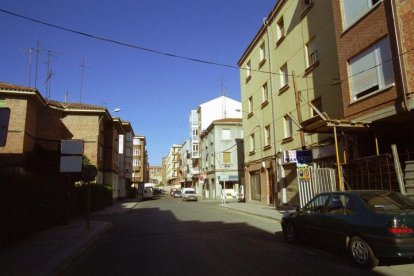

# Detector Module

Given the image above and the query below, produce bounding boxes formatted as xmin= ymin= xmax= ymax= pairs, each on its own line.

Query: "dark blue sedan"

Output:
xmin=281 ymin=190 xmax=414 ymax=269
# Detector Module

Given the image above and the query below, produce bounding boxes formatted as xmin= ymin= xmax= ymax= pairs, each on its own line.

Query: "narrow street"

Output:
xmin=64 ymin=196 xmax=414 ymax=275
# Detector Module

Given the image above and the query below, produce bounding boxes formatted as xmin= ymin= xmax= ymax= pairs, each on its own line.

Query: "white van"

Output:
xmin=143 ymin=186 xmax=154 ymax=200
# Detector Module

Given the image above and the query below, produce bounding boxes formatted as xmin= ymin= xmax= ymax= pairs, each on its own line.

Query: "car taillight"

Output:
xmin=388 ymin=219 xmax=414 ymax=234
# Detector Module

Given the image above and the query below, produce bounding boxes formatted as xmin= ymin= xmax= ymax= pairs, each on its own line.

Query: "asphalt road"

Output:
xmin=64 ymin=195 xmax=414 ymax=276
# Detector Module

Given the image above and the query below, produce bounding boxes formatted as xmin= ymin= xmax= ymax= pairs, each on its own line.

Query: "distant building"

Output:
xmin=132 ymin=135 xmax=149 ymax=191
xmin=199 ymin=118 xmax=244 ymax=199
xmin=149 ymin=165 xmax=162 ymax=185
xmin=191 ymin=96 xmax=242 ymax=195
xmin=165 ymin=144 xmax=182 ymax=188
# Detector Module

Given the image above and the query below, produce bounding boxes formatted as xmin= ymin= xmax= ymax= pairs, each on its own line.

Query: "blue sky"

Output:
xmin=0 ymin=0 xmax=276 ymax=165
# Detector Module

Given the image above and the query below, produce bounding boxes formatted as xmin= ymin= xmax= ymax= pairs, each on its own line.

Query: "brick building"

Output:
xmin=332 ymin=0 xmax=414 ymax=159
xmin=0 ymin=82 xmax=134 ymax=200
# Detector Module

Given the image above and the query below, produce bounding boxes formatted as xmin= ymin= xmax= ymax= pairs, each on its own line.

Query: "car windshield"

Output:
xmin=360 ymin=191 xmax=414 ymax=212
xmin=185 ymin=191 xmax=195 ymax=194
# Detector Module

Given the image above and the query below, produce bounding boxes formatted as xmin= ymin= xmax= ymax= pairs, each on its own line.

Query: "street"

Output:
xmin=65 ymin=195 xmax=414 ymax=276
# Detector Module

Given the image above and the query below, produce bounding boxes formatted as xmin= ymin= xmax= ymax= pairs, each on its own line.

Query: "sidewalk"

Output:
xmin=219 ymin=200 xmax=285 ymax=221
xmin=0 ymin=200 xmax=139 ymax=276
xmin=0 ymin=198 xmax=286 ymax=275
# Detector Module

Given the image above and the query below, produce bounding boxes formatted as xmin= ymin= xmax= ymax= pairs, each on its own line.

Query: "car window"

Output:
xmin=303 ymin=194 xmax=330 ymax=213
xmin=360 ymin=192 xmax=414 ymax=212
xmin=326 ymin=195 xmax=353 ymax=215
xmin=185 ymin=191 xmax=195 ymax=194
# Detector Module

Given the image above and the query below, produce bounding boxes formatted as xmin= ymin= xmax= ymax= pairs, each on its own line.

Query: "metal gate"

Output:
xmin=298 ymin=167 xmax=337 ymax=207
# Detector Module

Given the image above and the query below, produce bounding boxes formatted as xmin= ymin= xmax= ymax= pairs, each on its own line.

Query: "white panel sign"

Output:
xmin=60 ymin=156 xmax=82 ymax=172
xmin=61 ymin=140 xmax=84 ymax=155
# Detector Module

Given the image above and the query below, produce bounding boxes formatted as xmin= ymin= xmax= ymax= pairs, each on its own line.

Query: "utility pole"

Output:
xmin=292 ymin=71 xmax=306 ymax=149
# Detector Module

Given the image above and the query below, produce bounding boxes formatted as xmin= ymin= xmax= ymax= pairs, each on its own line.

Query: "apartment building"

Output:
xmin=188 ymin=110 xmax=200 ymax=187
xmin=165 ymin=144 xmax=182 ymax=187
xmin=149 ymin=165 xmax=163 ymax=185
xmin=199 ymin=118 xmax=244 ymax=199
xmin=0 ymin=82 xmax=134 ymax=200
xmin=181 ymin=140 xmax=193 ymax=187
xmin=193 ymin=96 xmax=242 ymax=194
xmin=238 ymin=0 xmax=343 ymax=207
xmin=331 ymin=0 xmax=414 ymax=159
xmin=132 ymin=135 xmax=148 ymax=190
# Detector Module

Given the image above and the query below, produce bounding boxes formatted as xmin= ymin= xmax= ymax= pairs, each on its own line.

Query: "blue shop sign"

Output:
xmin=296 ymin=150 xmax=313 ymax=164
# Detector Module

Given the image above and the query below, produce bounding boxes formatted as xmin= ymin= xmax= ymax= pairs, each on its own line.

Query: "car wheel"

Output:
xmin=348 ymin=236 xmax=379 ymax=269
xmin=282 ymin=222 xmax=297 ymax=243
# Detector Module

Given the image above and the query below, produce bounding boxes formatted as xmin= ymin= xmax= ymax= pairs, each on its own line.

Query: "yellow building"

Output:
xmin=238 ymin=0 xmax=343 ymax=208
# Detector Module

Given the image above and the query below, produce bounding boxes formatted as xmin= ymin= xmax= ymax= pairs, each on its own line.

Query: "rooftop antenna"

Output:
xmin=44 ymin=49 xmax=61 ymax=99
xmin=34 ymin=41 xmax=41 ymax=89
xmin=80 ymin=56 xmax=87 ymax=103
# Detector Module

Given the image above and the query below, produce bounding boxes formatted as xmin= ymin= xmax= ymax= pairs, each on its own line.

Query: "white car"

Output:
xmin=181 ymin=189 xmax=198 ymax=201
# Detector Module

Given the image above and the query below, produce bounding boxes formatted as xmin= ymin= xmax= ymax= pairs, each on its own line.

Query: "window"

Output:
xmin=133 ymin=149 xmax=140 ymax=156
xmin=249 ymin=133 xmax=255 ymax=152
xmin=264 ymin=125 xmax=271 ymax=147
xmin=192 ymin=143 xmax=199 ymax=152
xmin=349 ymin=37 xmax=394 ymax=101
xmin=262 ymin=82 xmax=268 ymax=103
xmin=280 ymin=63 xmax=288 ymax=88
xmin=222 ymin=129 xmax=231 ymax=140
xmin=248 ymin=96 xmax=253 ymax=114
xmin=327 ymin=195 xmax=353 ymax=215
xmin=250 ymin=170 xmax=261 ymax=201
xmin=192 ymin=128 xmax=198 ymax=136
xmin=303 ymin=194 xmax=330 ymax=213
xmin=306 ymin=38 xmax=318 ymax=67
xmin=342 ymin=0 xmax=381 ymax=29
xmin=223 ymin=152 xmax=231 ymax=164
xmin=246 ymin=60 xmax=252 ymax=80
xmin=259 ymin=42 xmax=266 ymax=64
xmin=276 ymin=17 xmax=285 ymax=42
xmin=283 ymin=115 xmax=293 ymax=139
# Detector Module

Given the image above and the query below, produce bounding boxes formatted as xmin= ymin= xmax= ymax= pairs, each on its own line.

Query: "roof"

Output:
xmin=0 ymin=82 xmax=38 ymax=92
xmin=46 ymin=100 xmax=106 ymax=111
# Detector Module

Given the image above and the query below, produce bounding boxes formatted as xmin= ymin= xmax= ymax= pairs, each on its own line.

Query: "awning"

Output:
xmin=300 ymin=114 xmax=370 ymax=134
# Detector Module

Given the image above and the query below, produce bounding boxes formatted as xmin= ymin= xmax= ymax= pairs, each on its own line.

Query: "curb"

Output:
xmin=220 ymin=204 xmax=282 ymax=222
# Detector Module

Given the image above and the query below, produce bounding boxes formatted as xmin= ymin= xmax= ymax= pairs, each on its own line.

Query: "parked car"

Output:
xmin=172 ymin=190 xmax=181 ymax=198
xmin=143 ymin=187 xmax=154 ymax=200
xmin=182 ymin=189 xmax=198 ymax=201
xmin=237 ymin=185 xmax=245 ymax=202
xmin=281 ymin=190 xmax=414 ymax=269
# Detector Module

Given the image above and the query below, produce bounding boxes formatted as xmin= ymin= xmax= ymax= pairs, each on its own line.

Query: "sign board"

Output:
xmin=0 ymin=108 xmax=11 ymax=147
xmin=60 ymin=156 xmax=83 ymax=172
xmin=298 ymin=164 xmax=311 ymax=181
xmin=296 ymin=150 xmax=313 ymax=164
xmin=61 ymin=140 xmax=84 ymax=155
xmin=218 ymin=175 xmax=229 ymax=181
xmin=283 ymin=150 xmax=297 ymax=163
